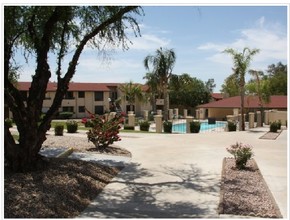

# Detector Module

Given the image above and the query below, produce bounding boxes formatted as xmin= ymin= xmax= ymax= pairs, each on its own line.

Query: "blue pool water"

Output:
xmin=172 ymin=121 xmax=227 ymax=133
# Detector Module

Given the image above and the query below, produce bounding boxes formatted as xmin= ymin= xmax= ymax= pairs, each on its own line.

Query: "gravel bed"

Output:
xmin=4 ymin=158 xmax=122 ymax=218
xmin=43 ymin=134 xmax=131 ymax=157
xmin=5 ymin=134 xmax=131 ymax=218
xmin=219 ymin=158 xmax=282 ymax=218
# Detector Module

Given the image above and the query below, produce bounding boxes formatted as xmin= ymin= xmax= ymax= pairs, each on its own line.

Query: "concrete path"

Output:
xmin=79 ymin=128 xmax=288 ymax=218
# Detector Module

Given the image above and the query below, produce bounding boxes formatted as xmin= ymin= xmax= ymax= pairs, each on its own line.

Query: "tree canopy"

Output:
xmin=169 ymin=73 xmax=211 ymax=109
xmin=221 ymin=62 xmax=287 ymax=97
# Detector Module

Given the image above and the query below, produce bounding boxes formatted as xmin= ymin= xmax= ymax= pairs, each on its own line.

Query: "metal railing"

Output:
xmin=172 ymin=119 xmax=227 ymax=133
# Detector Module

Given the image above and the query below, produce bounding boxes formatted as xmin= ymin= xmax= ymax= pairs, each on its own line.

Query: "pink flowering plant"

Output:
xmin=226 ymin=142 xmax=254 ymax=170
xmin=82 ymin=110 xmax=125 ymax=150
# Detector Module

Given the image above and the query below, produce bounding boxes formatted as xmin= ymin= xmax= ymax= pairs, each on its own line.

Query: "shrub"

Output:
xmin=54 ymin=124 xmax=64 ymax=136
xmin=163 ymin=121 xmax=172 ymax=133
xmin=123 ymin=125 xmax=135 ymax=130
xmin=5 ymin=118 xmax=13 ymax=128
xmin=270 ymin=121 xmax=279 ymax=132
xmin=66 ymin=120 xmax=78 ymax=133
xmin=227 ymin=121 xmax=237 ymax=132
xmin=86 ymin=112 xmax=124 ymax=149
xmin=190 ymin=121 xmax=201 ymax=133
xmin=227 ymin=142 xmax=254 ymax=170
xmin=139 ymin=120 xmax=150 ymax=131
xmin=58 ymin=112 xmax=73 ymax=119
xmin=277 ymin=120 xmax=282 ymax=130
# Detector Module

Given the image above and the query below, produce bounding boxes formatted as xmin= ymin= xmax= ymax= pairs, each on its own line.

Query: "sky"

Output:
xmin=12 ymin=3 xmax=288 ymax=92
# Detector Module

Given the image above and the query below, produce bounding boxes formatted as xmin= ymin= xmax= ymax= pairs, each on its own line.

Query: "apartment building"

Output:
xmin=10 ymin=82 xmax=152 ymax=118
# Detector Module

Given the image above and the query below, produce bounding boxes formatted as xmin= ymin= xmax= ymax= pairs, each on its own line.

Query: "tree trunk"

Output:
xmin=163 ymin=86 xmax=169 ymax=121
xmin=5 ymin=121 xmax=49 ymax=172
xmin=240 ymin=82 xmax=245 ymax=131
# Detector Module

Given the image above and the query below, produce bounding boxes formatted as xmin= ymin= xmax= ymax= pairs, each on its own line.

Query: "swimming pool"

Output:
xmin=172 ymin=121 xmax=227 ymax=133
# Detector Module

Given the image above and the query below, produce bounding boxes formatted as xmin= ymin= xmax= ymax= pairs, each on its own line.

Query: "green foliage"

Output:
xmin=227 ymin=121 xmax=237 ymax=132
xmin=227 ymin=142 xmax=254 ymax=170
xmin=169 ymin=73 xmax=211 ymax=108
xmin=58 ymin=112 xmax=73 ymax=119
xmin=123 ymin=125 xmax=135 ymax=130
xmin=277 ymin=120 xmax=282 ymax=129
xmin=5 ymin=118 xmax=13 ymax=128
xmin=139 ymin=120 xmax=150 ymax=131
xmin=190 ymin=121 xmax=201 ymax=133
xmin=220 ymin=74 xmax=239 ymax=97
xmin=163 ymin=121 xmax=172 ymax=133
xmin=267 ymin=62 xmax=287 ymax=95
xmin=118 ymin=81 xmax=145 ymax=111
xmin=54 ymin=124 xmax=64 ymax=136
xmin=270 ymin=121 xmax=281 ymax=132
xmin=66 ymin=120 xmax=78 ymax=133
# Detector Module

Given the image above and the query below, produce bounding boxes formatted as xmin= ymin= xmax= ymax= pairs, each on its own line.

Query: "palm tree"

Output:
xmin=144 ymin=47 xmax=176 ymax=120
xmin=248 ymin=69 xmax=271 ymax=126
xmin=143 ymin=72 xmax=160 ymax=113
xmin=118 ymin=81 xmax=145 ymax=113
xmin=223 ymin=47 xmax=260 ymax=131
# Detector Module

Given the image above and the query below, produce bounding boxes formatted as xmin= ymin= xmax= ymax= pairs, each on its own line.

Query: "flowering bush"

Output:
xmin=83 ymin=111 xmax=125 ymax=150
xmin=81 ymin=118 xmax=94 ymax=127
xmin=226 ymin=142 xmax=254 ymax=170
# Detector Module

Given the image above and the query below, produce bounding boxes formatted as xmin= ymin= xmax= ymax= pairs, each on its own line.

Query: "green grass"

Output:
xmin=120 ymin=129 xmax=157 ymax=134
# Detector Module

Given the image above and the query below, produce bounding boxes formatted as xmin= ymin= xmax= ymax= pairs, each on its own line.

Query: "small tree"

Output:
xmin=118 ymin=81 xmax=146 ymax=112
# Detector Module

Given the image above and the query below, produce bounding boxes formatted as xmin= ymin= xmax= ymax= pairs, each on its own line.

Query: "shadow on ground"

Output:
xmin=81 ymin=162 xmax=221 ymax=218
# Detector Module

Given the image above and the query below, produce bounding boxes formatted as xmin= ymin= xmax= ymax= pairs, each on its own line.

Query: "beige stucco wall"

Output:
xmin=9 ymin=88 xmax=153 ymax=119
xmin=268 ymin=110 xmax=287 ymax=125
xmin=41 ymin=91 xmax=111 ymax=118
xmin=208 ymin=108 xmax=234 ymax=120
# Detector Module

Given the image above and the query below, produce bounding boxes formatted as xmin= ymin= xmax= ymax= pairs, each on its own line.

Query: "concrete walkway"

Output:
xmin=78 ymin=127 xmax=288 ymax=218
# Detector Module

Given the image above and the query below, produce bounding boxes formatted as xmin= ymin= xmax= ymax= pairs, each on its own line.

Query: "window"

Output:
xmin=110 ymin=91 xmax=118 ymax=101
xmin=78 ymin=106 xmax=85 ymax=113
xmin=94 ymin=91 xmax=104 ymax=101
xmin=63 ymin=106 xmax=74 ymax=112
xmin=126 ymin=105 xmax=135 ymax=112
xmin=78 ymin=91 xmax=85 ymax=98
xmin=95 ymin=106 xmax=104 ymax=115
xmin=64 ymin=91 xmax=74 ymax=99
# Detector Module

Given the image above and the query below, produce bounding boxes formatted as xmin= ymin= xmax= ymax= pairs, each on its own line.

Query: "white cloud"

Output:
xmin=198 ymin=17 xmax=287 ymax=65
xmin=130 ymin=34 xmax=171 ymax=50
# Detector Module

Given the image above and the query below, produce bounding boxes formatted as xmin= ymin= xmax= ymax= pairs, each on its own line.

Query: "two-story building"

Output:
xmin=8 ymin=82 xmax=152 ymax=118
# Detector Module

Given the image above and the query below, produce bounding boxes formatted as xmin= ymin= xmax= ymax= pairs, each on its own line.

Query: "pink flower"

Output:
xmin=81 ymin=118 xmax=87 ymax=124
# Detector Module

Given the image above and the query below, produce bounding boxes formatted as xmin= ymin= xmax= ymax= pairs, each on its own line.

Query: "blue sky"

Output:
xmin=16 ymin=5 xmax=288 ymax=92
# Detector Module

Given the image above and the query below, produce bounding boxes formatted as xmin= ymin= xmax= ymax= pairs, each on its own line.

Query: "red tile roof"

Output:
xmin=198 ymin=95 xmax=287 ymax=109
xmin=211 ymin=93 xmax=223 ymax=100
xmin=17 ymin=82 xmax=149 ymax=92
